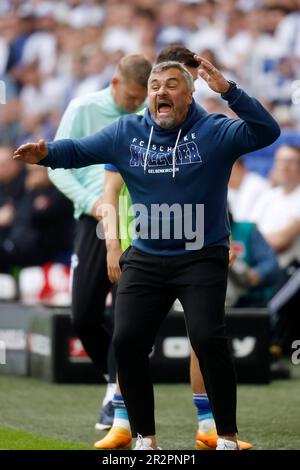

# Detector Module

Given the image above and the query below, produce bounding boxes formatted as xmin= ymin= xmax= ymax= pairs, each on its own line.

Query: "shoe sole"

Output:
xmin=196 ymin=441 xmax=214 ymax=451
xmin=95 ymin=423 xmax=112 ymax=431
xmin=94 ymin=442 xmax=132 ymax=450
xmin=196 ymin=440 xmax=253 ymax=451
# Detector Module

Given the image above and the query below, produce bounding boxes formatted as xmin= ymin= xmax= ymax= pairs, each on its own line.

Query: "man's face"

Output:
xmin=112 ymin=78 xmax=147 ymax=113
xmin=148 ymin=68 xmax=193 ymax=129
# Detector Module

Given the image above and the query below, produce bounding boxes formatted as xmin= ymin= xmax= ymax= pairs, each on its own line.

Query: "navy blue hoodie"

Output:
xmin=41 ymin=85 xmax=280 ymax=256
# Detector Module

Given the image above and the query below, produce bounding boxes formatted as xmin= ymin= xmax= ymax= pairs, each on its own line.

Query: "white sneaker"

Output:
xmin=133 ymin=434 xmax=161 ymax=450
xmin=216 ymin=438 xmax=239 ymax=450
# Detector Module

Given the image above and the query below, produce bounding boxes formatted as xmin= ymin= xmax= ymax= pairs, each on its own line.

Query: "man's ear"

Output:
xmin=187 ymin=92 xmax=193 ymax=105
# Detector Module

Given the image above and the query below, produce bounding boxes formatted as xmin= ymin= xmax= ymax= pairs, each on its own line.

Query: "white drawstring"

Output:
xmin=172 ymin=129 xmax=182 ymax=179
xmin=144 ymin=125 xmax=154 ymax=174
xmin=143 ymin=125 xmax=182 ymax=179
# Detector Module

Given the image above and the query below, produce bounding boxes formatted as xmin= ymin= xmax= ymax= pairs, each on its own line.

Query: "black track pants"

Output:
xmin=71 ymin=216 xmax=116 ymax=382
xmin=113 ymin=246 xmax=237 ymax=437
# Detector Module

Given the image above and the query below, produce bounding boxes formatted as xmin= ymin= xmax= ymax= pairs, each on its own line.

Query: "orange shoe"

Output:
xmin=94 ymin=426 xmax=132 ymax=450
xmin=196 ymin=428 xmax=253 ymax=450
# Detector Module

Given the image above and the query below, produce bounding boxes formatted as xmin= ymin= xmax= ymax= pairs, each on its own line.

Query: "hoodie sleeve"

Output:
xmin=39 ymin=120 xmax=120 ymax=170
xmin=218 ymin=86 xmax=281 ymax=158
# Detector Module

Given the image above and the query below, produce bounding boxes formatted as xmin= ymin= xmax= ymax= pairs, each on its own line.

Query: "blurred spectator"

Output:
xmin=6 ymin=7 xmax=35 ymax=74
xmin=226 ymin=218 xmax=281 ymax=308
xmin=0 ymin=145 xmax=26 ymax=243
xmin=71 ymin=48 xmax=109 ymax=98
xmin=133 ymin=8 xmax=157 ymax=60
xmin=257 ymin=143 xmax=300 ymax=355
xmin=20 ymin=3 xmax=58 ymax=76
xmin=188 ymin=0 xmax=223 ymax=56
xmin=101 ymin=4 xmax=140 ymax=54
xmin=0 ymin=165 xmax=74 ymax=273
xmin=276 ymin=0 xmax=300 ymax=60
xmin=247 ymin=5 xmax=288 ymax=101
xmin=251 ymin=144 xmax=300 ymax=268
xmin=67 ymin=1 xmax=104 ymax=29
xmin=17 ymin=61 xmax=69 ymax=142
xmin=157 ymin=0 xmax=193 ymax=49
xmin=228 ymin=157 xmax=269 ymax=221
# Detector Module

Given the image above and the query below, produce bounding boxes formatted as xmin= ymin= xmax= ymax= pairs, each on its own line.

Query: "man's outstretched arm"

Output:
xmin=13 ymin=120 xmax=119 ymax=169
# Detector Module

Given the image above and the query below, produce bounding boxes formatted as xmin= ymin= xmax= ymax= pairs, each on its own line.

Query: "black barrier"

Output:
xmin=151 ymin=307 xmax=270 ymax=384
xmin=0 ymin=302 xmax=33 ymax=376
xmin=25 ymin=304 xmax=270 ymax=384
xmin=227 ymin=308 xmax=270 ymax=383
xmin=28 ymin=306 xmax=104 ymax=383
xmin=0 ymin=302 xmax=270 ymax=383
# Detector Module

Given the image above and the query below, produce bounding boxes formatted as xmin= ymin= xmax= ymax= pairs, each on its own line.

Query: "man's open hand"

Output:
xmin=194 ymin=55 xmax=230 ymax=94
xmin=13 ymin=139 xmax=48 ymax=164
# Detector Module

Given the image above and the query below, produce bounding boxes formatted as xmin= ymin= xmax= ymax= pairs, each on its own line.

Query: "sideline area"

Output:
xmin=0 ymin=374 xmax=299 ymax=450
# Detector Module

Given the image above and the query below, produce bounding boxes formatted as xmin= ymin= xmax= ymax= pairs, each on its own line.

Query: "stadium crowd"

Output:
xmin=1 ymin=0 xmax=300 ymax=355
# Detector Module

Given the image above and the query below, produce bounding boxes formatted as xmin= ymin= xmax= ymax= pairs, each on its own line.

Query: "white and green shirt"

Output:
xmin=48 ymin=86 xmax=145 ymax=219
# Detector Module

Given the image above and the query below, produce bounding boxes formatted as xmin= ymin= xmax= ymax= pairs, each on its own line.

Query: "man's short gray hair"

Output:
xmin=149 ymin=61 xmax=194 ymax=92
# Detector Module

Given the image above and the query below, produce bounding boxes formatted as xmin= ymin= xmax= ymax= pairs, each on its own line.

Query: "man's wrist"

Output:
xmin=221 ymin=80 xmax=237 ymax=97
xmin=106 ymin=238 xmax=121 ymax=251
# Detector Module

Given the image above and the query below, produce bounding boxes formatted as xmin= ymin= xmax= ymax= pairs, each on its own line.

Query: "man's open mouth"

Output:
xmin=157 ymin=102 xmax=173 ymax=116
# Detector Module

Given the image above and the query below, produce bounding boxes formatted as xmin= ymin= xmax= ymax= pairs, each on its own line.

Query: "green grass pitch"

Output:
xmin=0 ymin=368 xmax=299 ymax=450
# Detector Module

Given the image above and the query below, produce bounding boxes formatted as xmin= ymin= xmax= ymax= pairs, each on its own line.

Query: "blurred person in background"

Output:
xmin=252 ymin=144 xmax=300 ymax=269
xmin=0 ymin=145 xmax=26 ymax=245
xmin=247 ymin=3 xmax=289 ymax=101
xmin=276 ymin=0 xmax=300 ymax=61
xmin=251 ymin=144 xmax=300 ymax=356
xmin=133 ymin=7 xmax=157 ymax=62
xmin=156 ymin=0 xmax=193 ymax=49
xmin=0 ymin=12 xmax=20 ymax=75
xmin=226 ymin=213 xmax=281 ymax=308
xmin=19 ymin=2 xmax=58 ymax=77
xmin=187 ymin=0 xmax=222 ymax=56
xmin=17 ymin=61 xmax=69 ymax=143
xmin=228 ymin=157 xmax=269 ymax=222
xmin=5 ymin=6 xmax=35 ymax=75
xmin=0 ymin=164 xmax=73 ymax=273
xmin=47 ymin=53 xmax=151 ymax=433
xmin=101 ymin=3 xmax=141 ymax=54
xmin=71 ymin=48 xmax=109 ymax=98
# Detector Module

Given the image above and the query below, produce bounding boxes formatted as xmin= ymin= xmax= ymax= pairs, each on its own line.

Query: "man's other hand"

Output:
xmin=13 ymin=139 xmax=48 ymax=164
xmin=194 ymin=55 xmax=230 ymax=94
